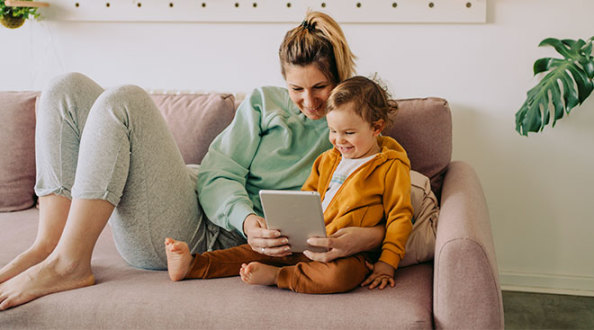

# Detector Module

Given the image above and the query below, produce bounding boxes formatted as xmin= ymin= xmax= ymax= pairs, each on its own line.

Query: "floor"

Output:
xmin=503 ymin=291 xmax=594 ymax=329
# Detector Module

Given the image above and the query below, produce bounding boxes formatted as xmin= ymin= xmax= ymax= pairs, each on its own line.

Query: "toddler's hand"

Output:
xmin=361 ymin=261 xmax=395 ymax=290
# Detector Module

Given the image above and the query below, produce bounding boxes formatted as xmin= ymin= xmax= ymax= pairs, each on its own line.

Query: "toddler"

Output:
xmin=165 ymin=76 xmax=413 ymax=293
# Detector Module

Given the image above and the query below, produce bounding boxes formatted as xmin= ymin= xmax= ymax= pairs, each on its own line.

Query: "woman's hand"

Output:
xmin=243 ymin=214 xmax=292 ymax=257
xmin=302 ymin=225 xmax=385 ymax=262
xmin=361 ymin=261 xmax=395 ymax=290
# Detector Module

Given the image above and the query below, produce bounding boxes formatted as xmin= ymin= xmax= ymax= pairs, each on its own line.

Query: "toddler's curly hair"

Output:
xmin=327 ymin=75 xmax=397 ymax=129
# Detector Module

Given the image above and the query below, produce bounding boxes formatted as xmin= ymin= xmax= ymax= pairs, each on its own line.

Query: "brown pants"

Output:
xmin=186 ymin=244 xmax=371 ymax=294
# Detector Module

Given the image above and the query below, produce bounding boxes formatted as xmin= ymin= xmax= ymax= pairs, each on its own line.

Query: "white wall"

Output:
xmin=2 ymin=0 xmax=593 ymax=294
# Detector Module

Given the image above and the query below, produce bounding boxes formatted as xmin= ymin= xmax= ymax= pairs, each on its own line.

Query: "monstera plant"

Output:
xmin=0 ymin=0 xmax=39 ymax=29
xmin=515 ymin=37 xmax=594 ymax=136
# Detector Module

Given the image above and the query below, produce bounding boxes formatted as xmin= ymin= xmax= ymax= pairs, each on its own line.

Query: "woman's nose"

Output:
xmin=303 ymin=91 xmax=315 ymax=108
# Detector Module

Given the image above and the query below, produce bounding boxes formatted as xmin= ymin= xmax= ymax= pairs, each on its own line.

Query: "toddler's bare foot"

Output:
xmin=239 ymin=262 xmax=280 ymax=286
xmin=0 ymin=245 xmax=54 ymax=284
xmin=0 ymin=256 xmax=95 ymax=311
xmin=164 ymin=238 xmax=193 ymax=281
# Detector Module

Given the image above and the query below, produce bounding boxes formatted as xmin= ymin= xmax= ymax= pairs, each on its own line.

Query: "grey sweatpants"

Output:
xmin=34 ymin=73 xmax=245 ymax=270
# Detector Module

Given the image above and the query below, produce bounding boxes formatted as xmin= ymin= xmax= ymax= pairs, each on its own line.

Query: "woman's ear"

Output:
xmin=372 ymin=119 xmax=385 ymax=136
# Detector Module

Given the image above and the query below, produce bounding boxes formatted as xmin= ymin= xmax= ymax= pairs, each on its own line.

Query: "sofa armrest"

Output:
xmin=433 ymin=161 xmax=504 ymax=330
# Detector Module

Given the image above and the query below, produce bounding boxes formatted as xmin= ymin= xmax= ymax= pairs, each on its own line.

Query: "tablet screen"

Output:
xmin=259 ymin=190 xmax=328 ymax=253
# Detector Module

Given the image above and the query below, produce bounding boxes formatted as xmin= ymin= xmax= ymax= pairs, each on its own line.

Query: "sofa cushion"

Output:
xmin=401 ymin=170 xmax=439 ymax=267
xmin=0 ymin=91 xmax=38 ymax=212
xmin=386 ymin=97 xmax=452 ymax=199
xmin=150 ymin=93 xmax=236 ymax=165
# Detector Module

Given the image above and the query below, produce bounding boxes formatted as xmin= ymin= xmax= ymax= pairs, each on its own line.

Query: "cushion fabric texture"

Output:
xmin=150 ymin=93 xmax=236 ymax=165
xmin=0 ymin=92 xmax=38 ymax=211
xmin=385 ymin=97 xmax=452 ymax=199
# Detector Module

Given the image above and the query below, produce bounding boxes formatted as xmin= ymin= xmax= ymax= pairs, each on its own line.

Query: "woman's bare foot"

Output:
xmin=164 ymin=238 xmax=193 ymax=281
xmin=0 ymin=245 xmax=54 ymax=284
xmin=239 ymin=262 xmax=280 ymax=286
xmin=0 ymin=256 xmax=95 ymax=311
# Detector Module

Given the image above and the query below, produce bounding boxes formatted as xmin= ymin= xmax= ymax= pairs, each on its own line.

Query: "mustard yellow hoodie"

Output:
xmin=302 ymin=136 xmax=413 ymax=269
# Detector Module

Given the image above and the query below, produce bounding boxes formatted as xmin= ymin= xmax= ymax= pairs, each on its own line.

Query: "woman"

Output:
xmin=0 ymin=11 xmax=385 ymax=310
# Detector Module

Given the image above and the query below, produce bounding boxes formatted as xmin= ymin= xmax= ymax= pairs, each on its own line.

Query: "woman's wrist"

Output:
xmin=242 ymin=214 xmax=258 ymax=236
xmin=347 ymin=225 xmax=385 ymax=254
xmin=364 ymin=225 xmax=385 ymax=252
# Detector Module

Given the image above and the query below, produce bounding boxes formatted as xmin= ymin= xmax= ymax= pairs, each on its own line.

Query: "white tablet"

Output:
xmin=259 ymin=190 xmax=328 ymax=253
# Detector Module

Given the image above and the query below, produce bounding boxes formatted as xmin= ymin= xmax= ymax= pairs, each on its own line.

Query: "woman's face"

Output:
xmin=284 ymin=63 xmax=335 ymax=120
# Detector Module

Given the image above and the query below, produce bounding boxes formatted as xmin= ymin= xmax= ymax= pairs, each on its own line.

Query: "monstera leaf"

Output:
xmin=515 ymin=37 xmax=594 ymax=136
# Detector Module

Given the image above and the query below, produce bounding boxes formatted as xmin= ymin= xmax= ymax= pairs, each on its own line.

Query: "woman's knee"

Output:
xmin=44 ymin=72 xmax=98 ymax=96
xmin=39 ymin=72 xmax=104 ymax=120
xmin=101 ymin=84 xmax=147 ymax=101
xmin=93 ymin=84 xmax=154 ymax=118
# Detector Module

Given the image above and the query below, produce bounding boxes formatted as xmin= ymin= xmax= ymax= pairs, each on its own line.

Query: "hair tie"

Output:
xmin=300 ymin=20 xmax=315 ymax=32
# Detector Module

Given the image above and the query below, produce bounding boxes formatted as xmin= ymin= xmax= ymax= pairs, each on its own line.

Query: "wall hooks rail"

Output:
xmin=37 ymin=0 xmax=486 ymax=23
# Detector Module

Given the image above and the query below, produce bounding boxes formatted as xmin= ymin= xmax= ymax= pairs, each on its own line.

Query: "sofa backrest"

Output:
xmin=152 ymin=94 xmax=452 ymax=198
xmin=384 ymin=97 xmax=452 ymax=198
xmin=0 ymin=91 xmax=451 ymax=212
xmin=150 ymin=93 xmax=236 ymax=165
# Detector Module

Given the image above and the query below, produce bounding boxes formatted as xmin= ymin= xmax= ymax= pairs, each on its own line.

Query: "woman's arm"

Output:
xmin=197 ymin=91 xmax=264 ymax=234
xmin=303 ymin=225 xmax=385 ymax=262
xmin=197 ymin=89 xmax=290 ymax=255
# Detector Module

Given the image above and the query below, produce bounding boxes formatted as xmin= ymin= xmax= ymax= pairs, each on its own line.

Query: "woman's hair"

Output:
xmin=279 ymin=11 xmax=356 ymax=84
xmin=327 ymin=75 xmax=398 ymax=129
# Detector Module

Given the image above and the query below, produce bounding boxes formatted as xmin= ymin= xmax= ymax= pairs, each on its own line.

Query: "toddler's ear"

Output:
xmin=372 ymin=119 xmax=385 ymax=136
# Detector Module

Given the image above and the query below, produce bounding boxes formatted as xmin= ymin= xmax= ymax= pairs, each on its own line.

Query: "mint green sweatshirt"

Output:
xmin=197 ymin=86 xmax=332 ymax=237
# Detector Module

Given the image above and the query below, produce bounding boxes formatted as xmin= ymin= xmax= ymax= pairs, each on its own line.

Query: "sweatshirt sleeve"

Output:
xmin=379 ymin=160 xmax=414 ymax=269
xmin=197 ymin=90 xmax=264 ymax=236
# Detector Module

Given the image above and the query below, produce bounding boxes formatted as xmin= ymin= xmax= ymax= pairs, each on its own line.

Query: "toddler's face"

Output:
xmin=326 ymin=103 xmax=382 ymax=159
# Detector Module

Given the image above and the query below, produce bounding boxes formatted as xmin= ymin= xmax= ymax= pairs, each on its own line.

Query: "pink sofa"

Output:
xmin=0 ymin=90 xmax=503 ymax=329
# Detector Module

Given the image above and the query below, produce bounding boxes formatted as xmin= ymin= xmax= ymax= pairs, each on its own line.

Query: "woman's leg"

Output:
xmin=0 ymin=74 xmax=208 ymax=310
xmin=0 ymin=195 xmax=70 ymax=283
xmin=77 ymin=84 xmax=208 ymax=269
xmin=0 ymin=73 xmax=103 ymax=284
xmin=0 ymin=73 xmax=114 ymax=309
xmin=0 ymin=199 xmax=113 ymax=311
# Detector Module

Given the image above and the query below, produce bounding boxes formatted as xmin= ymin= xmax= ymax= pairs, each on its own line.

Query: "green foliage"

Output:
xmin=0 ymin=0 xmax=39 ymax=20
xmin=515 ymin=37 xmax=594 ymax=136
